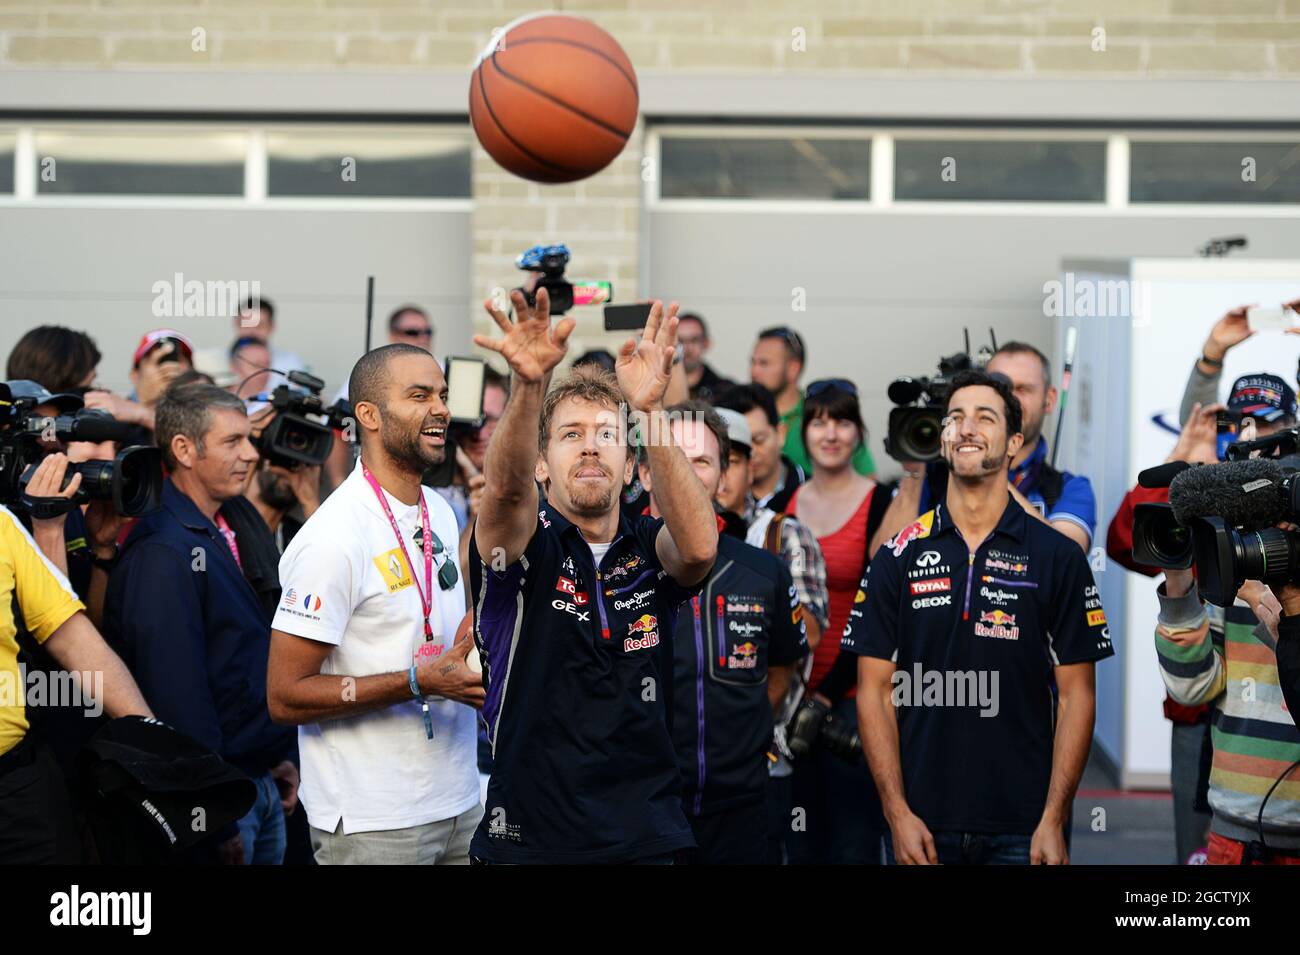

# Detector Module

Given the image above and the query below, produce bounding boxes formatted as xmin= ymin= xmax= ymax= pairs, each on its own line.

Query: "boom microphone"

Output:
xmin=1169 ymin=458 xmax=1289 ymax=528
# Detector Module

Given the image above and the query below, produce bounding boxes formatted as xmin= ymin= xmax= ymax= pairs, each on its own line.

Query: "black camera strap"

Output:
xmin=21 ymin=495 xmax=78 ymax=520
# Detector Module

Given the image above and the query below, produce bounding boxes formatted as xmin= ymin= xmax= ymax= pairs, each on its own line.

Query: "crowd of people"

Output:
xmin=0 ymin=286 xmax=1297 ymax=866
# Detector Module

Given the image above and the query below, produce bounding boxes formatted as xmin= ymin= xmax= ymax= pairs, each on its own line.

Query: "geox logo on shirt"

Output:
xmin=373 ymin=548 xmax=413 ymax=593
xmin=50 ymin=885 xmax=151 ymax=935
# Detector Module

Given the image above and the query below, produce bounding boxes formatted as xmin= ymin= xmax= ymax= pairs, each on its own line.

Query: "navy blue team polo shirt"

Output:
xmin=469 ymin=499 xmax=702 ymax=864
xmin=841 ymin=496 xmax=1113 ymax=836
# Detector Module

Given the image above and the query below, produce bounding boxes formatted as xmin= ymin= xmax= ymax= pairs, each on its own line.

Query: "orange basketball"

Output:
xmin=469 ymin=14 xmax=639 ymax=184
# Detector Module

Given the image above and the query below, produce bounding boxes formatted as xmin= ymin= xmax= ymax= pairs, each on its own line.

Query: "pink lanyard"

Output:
xmin=362 ymin=465 xmax=435 ymax=640
xmin=213 ymin=512 xmax=242 ymax=570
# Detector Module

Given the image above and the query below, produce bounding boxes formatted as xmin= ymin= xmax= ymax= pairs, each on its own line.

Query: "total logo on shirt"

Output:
xmin=555 ymin=576 xmax=589 ymax=605
xmin=372 ymin=548 xmax=413 ymax=594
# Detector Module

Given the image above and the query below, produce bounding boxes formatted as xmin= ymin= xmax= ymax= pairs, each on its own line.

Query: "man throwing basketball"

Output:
xmin=468 ymin=288 xmax=718 ymax=864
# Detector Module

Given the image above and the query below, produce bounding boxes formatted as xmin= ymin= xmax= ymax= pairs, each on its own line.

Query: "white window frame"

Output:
xmin=0 ymin=120 xmax=474 ymax=212
xmin=647 ymin=125 xmax=1300 ymax=218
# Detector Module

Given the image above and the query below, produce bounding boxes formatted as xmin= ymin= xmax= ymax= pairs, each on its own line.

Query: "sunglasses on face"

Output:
xmin=396 ymin=327 xmax=433 ymax=339
xmin=806 ymin=378 xmax=858 ymax=399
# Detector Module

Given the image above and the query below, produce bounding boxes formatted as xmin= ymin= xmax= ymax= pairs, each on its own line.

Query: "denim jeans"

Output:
xmin=237 ymin=771 xmax=287 ymax=865
xmin=886 ymin=830 xmax=1031 ymax=865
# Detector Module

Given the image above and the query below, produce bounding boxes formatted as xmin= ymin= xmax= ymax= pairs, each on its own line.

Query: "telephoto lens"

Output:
xmin=1191 ymin=516 xmax=1300 ymax=607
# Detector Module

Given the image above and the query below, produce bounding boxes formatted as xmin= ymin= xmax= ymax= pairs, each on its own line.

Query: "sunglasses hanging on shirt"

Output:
xmin=414 ymin=526 xmax=459 ymax=591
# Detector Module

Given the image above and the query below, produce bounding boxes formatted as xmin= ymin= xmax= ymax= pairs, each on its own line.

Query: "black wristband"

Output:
xmin=89 ymin=543 xmax=119 ymax=572
xmin=1200 ymin=352 xmax=1224 ymax=368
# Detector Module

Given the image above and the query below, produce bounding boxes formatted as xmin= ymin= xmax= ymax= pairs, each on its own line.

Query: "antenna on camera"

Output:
xmin=364 ymin=275 xmax=375 ymax=355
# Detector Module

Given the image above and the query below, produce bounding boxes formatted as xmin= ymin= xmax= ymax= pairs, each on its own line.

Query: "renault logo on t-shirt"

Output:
xmin=373 ymin=547 xmax=414 ymax=593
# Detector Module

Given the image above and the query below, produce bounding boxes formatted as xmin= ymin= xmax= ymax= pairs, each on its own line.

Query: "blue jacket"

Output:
xmin=104 ymin=479 xmax=292 ymax=776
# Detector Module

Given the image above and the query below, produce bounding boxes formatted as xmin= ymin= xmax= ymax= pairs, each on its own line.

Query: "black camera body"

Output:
xmin=0 ymin=386 xmax=163 ymax=518
xmin=254 ymin=371 xmax=351 ymax=469
xmin=517 ymin=243 xmax=576 ymax=315
xmin=786 ymin=697 xmax=863 ymax=764
xmin=1134 ymin=437 xmax=1300 ymax=606
xmin=885 ymin=351 xmax=979 ymax=463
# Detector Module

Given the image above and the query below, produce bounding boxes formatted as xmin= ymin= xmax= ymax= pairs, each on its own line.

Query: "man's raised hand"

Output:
xmin=616 ymin=299 xmax=679 ymax=414
xmin=473 ymin=287 xmax=575 ymax=384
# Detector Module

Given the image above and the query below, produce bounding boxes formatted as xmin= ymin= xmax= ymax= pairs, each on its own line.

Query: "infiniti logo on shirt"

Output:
xmin=915 ymin=550 xmax=942 ymax=567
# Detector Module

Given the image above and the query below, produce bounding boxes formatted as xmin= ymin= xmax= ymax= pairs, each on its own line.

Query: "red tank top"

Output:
xmin=787 ymin=484 xmax=874 ymax=694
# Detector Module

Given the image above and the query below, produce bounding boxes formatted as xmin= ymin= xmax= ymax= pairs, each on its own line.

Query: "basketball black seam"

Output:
xmin=497 ymin=35 xmax=639 ymax=95
xmin=475 ymin=62 xmax=582 ymax=178
xmin=489 ymin=47 xmax=635 ymax=141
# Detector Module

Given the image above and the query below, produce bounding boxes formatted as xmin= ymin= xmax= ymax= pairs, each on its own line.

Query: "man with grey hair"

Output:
xmin=105 ymin=381 xmax=299 ymax=865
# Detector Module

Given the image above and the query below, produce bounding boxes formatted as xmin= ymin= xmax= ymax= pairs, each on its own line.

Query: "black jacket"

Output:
xmin=672 ymin=532 xmax=807 ymax=816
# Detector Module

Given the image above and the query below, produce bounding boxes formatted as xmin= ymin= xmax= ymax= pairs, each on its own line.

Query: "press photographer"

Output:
xmin=241 ymin=371 xmax=347 ymax=557
xmin=0 ymin=380 xmax=158 ymax=863
xmin=1133 ymin=376 xmax=1300 ymax=864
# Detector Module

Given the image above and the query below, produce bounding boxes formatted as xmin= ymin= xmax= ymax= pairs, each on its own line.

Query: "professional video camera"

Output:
xmin=0 ymin=383 xmax=163 ymax=518
xmin=515 ymin=243 xmax=612 ymax=316
xmin=884 ymin=330 xmax=997 ymax=462
xmin=1133 ymin=428 xmax=1300 ymax=606
xmin=253 ymin=370 xmax=352 ymax=469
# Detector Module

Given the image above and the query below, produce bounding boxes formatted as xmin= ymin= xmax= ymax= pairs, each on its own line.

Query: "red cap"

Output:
xmin=132 ymin=329 xmax=194 ymax=368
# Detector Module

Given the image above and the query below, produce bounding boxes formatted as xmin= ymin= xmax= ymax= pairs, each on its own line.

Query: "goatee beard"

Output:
xmin=383 ymin=426 xmax=445 ymax=475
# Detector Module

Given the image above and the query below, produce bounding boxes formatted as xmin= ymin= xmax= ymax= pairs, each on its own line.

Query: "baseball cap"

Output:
xmin=1228 ymin=373 xmax=1297 ymax=423
xmin=4 ymin=379 xmax=84 ymax=413
xmin=132 ymin=329 xmax=194 ymax=368
xmin=715 ymin=406 xmax=752 ymax=456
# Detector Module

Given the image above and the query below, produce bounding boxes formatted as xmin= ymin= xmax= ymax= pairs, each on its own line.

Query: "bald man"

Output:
xmin=267 ymin=344 xmax=485 ymax=865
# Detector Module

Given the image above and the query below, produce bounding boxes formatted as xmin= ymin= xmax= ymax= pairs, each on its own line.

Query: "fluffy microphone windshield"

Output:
xmin=1169 ymin=458 xmax=1286 ymax=527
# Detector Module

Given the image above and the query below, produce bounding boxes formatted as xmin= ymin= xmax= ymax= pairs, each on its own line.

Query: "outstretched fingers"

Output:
xmin=472 ymin=333 xmax=506 ymax=355
xmin=642 ymin=300 xmax=663 ymax=345
xmin=482 ymin=296 xmax=513 ymax=334
xmin=553 ymin=316 xmax=577 ymax=349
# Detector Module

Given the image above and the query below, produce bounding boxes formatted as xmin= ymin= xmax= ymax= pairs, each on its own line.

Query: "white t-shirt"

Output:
xmin=272 ymin=460 xmax=479 ymax=835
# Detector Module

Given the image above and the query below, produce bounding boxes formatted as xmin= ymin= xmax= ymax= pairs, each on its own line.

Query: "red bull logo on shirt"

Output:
xmin=974 ymin=609 xmax=1019 ymax=640
xmin=888 ymin=511 xmax=935 ymax=557
xmin=624 ymin=614 xmax=659 ymax=651
xmin=728 ymin=641 xmax=758 ymax=669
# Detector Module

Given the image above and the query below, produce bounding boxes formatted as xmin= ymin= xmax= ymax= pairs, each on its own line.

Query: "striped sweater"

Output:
xmin=1156 ymin=582 xmax=1300 ymax=848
